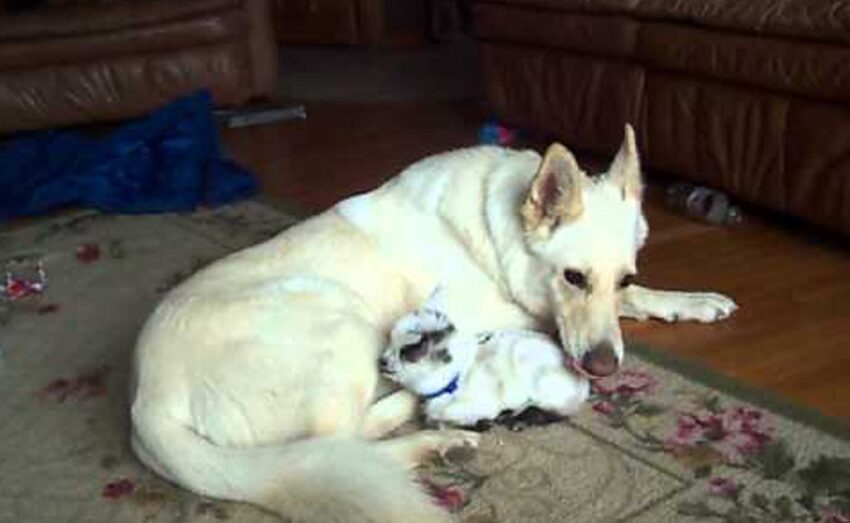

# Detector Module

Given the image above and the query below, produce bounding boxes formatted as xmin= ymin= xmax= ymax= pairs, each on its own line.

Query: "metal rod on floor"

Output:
xmin=215 ymin=105 xmax=307 ymax=129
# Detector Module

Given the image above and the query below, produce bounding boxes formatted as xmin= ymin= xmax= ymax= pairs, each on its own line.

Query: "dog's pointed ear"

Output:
xmin=521 ymin=143 xmax=585 ymax=235
xmin=608 ymin=123 xmax=643 ymax=200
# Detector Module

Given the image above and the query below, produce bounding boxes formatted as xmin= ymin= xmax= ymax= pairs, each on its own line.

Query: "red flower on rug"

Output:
xmin=592 ymin=400 xmax=617 ymax=415
xmin=590 ymin=369 xmax=659 ymax=421
xmin=666 ymin=406 xmax=773 ymax=464
xmin=707 ymin=476 xmax=740 ymax=498
xmin=820 ymin=507 xmax=850 ymax=523
xmin=421 ymin=478 xmax=467 ymax=513
xmin=103 ymin=478 xmax=135 ymax=499
xmin=592 ymin=369 xmax=658 ymax=398
xmin=37 ymin=365 xmax=111 ymax=402
xmin=37 ymin=303 xmax=60 ymax=315
xmin=76 ymin=243 xmax=101 ymax=263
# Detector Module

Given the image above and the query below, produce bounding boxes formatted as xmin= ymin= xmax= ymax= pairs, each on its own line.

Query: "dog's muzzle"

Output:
xmin=567 ymin=342 xmax=619 ymax=380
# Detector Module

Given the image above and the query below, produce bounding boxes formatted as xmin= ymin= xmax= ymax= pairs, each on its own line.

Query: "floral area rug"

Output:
xmin=0 ymin=201 xmax=848 ymax=523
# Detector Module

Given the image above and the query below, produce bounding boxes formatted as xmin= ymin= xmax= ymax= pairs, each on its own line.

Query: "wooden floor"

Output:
xmin=222 ymin=100 xmax=482 ymax=212
xmin=222 ymin=100 xmax=850 ymax=420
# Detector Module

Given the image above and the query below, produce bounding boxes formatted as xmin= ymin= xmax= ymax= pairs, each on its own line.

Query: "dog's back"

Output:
xmin=130 ymin=147 xmax=538 ymax=523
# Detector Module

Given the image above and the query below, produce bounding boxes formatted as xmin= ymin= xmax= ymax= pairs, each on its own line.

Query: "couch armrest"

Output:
xmin=0 ymin=0 xmax=279 ymax=132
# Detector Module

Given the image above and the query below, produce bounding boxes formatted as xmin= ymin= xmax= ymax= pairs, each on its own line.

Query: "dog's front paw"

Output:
xmin=434 ymin=430 xmax=480 ymax=465
xmin=435 ymin=429 xmax=480 ymax=455
xmin=659 ymin=291 xmax=738 ymax=323
xmin=622 ymin=286 xmax=738 ymax=323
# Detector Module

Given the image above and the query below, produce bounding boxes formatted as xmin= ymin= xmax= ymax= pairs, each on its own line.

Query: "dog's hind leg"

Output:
xmin=360 ymin=390 xmax=419 ymax=439
xmin=374 ymin=430 xmax=480 ymax=469
xmin=620 ymin=284 xmax=737 ymax=323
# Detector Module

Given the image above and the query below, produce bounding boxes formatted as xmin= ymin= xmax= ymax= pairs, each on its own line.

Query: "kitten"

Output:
xmin=379 ymin=287 xmax=590 ymax=427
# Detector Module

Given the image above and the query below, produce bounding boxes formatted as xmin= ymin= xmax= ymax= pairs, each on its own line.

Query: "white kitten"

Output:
xmin=380 ymin=287 xmax=590 ymax=427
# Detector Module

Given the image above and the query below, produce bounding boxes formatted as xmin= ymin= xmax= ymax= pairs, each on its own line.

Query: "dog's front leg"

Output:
xmin=360 ymin=390 xmax=419 ymax=440
xmin=620 ymin=284 xmax=737 ymax=323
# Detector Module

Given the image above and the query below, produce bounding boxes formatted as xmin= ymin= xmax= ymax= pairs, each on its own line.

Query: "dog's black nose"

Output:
xmin=378 ymin=357 xmax=389 ymax=370
xmin=581 ymin=343 xmax=619 ymax=377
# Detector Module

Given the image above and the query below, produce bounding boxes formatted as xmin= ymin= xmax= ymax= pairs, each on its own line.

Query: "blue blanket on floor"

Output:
xmin=0 ymin=91 xmax=257 ymax=221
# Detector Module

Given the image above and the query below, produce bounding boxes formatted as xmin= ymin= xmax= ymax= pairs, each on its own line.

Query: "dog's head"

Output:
xmin=521 ymin=124 xmax=647 ymax=379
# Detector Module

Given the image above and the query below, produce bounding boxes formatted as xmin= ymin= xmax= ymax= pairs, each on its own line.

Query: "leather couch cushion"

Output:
xmin=475 ymin=4 xmax=638 ymax=58
xmin=0 ymin=9 xmax=249 ymax=70
xmin=0 ymin=0 xmax=277 ymax=133
xmin=639 ymin=23 xmax=850 ymax=104
xmin=475 ymin=0 xmax=850 ymax=44
xmin=480 ymin=43 xmax=645 ymax=153
xmin=475 ymin=2 xmax=850 ymax=103
xmin=0 ymin=43 xmax=252 ymax=131
xmin=785 ymin=102 xmax=850 ymax=230
xmin=0 ymin=0 xmax=242 ymax=39
xmin=644 ymin=74 xmax=790 ymax=212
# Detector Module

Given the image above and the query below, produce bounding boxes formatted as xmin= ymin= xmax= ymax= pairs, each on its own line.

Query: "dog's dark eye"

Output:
xmin=563 ymin=269 xmax=587 ymax=289
xmin=619 ymin=274 xmax=636 ymax=289
xmin=400 ymin=341 xmax=428 ymax=363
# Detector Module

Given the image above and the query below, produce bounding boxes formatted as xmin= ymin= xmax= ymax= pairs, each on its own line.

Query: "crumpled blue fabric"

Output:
xmin=0 ymin=90 xmax=257 ymax=221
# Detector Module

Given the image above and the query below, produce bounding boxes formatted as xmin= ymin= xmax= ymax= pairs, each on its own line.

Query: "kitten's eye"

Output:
xmin=563 ymin=269 xmax=587 ymax=289
xmin=619 ymin=274 xmax=636 ymax=289
xmin=428 ymin=324 xmax=456 ymax=345
xmin=400 ymin=341 xmax=428 ymax=363
xmin=433 ymin=349 xmax=452 ymax=363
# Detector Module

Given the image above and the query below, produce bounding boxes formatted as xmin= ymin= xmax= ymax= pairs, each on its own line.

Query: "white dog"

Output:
xmin=380 ymin=286 xmax=590 ymax=427
xmin=130 ymin=125 xmax=736 ymax=523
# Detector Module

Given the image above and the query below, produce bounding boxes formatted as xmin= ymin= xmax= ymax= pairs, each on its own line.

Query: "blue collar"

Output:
xmin=421 ymin=374 xmax=460 ymax=400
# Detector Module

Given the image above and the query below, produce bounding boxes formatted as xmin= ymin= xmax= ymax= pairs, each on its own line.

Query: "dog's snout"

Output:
xmin=581 ymin=342 xmax=619 ymax=377
xmin=378 ymin=356 xmax=389 ymax=371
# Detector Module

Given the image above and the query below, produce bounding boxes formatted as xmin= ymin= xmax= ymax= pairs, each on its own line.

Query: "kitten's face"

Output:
xmin=380 ymin=305 xmax=460 ymax=395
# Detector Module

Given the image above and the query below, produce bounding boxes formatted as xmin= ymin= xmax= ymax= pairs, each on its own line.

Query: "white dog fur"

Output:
xmin=130 ymin=125 xmax=737 ymax=523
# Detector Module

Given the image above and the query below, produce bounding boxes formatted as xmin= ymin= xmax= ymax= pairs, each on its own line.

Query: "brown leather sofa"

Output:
xmin=473 ymin=0 xmax=850 ymax=235
xmin=0 ymin=0 xmax=278 ymax=134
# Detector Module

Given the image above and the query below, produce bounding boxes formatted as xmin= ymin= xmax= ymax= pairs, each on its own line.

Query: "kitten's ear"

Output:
xmin=423 ymin=285 xmax=447 ymax=313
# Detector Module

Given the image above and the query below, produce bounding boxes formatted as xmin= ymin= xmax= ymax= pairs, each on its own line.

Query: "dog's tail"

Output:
xmin=131 ymin=412 xmax=448 ymax=523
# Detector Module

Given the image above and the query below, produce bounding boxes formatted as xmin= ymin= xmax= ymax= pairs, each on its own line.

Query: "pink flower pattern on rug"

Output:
xmin=707 ymin=476 xmax=740 ymax=498
xmin=666 ymin=406 xmax=773 ymax=464
xmin=593 ymin=369 xmax=659 ymax=398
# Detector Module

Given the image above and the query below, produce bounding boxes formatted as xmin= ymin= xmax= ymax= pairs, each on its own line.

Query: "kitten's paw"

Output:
xmin=515 ymin=407 xmax=564 ymax=426
xmin=470 ymin=419 xmax=494 ymax=432
xmin=495 ymin=410 xmax=517 ymax=425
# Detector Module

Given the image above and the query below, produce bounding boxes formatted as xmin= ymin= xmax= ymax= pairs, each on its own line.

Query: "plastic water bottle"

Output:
xmin=665 ymin=182 xmax=743 ymax=226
